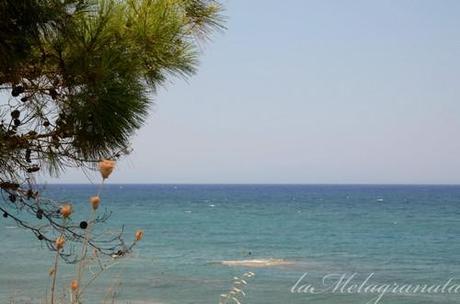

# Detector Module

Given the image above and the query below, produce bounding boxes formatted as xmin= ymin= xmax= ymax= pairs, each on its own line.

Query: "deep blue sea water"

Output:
xmin=1 ymin=184 xmax=460 ymax=303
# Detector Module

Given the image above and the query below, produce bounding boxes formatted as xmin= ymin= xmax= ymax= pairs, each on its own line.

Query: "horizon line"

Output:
xmin=37 ymin=182 xmax=460 ymax=186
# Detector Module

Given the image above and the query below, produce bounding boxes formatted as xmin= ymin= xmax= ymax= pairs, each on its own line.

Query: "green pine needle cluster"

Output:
xmin=0 ymin=0 xmax=224 ymax=182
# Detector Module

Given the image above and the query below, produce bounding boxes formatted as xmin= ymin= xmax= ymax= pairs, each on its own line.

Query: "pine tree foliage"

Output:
xmin=0 ymin=0 xmax=224 ymax=185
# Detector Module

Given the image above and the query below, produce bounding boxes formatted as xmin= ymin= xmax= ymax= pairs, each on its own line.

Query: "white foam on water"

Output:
xmin=221 ymin=258 xmax=294 ymax=267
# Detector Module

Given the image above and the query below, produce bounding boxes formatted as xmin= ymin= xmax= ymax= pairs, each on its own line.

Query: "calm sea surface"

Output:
xmin=1 ymin=184 xmax=460 ymax=303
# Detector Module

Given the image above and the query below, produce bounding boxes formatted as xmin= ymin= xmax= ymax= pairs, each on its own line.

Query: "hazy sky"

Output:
xmin=54 ymin=0 xmax=460 ymax=184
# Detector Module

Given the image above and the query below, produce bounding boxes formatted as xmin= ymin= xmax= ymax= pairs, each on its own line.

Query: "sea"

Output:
xmin=1 ymin=184 xmax=460 ymax=304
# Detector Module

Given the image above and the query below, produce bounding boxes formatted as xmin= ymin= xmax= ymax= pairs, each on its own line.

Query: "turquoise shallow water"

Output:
xmin=1 ymin=184 xmax=460 ymax=303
